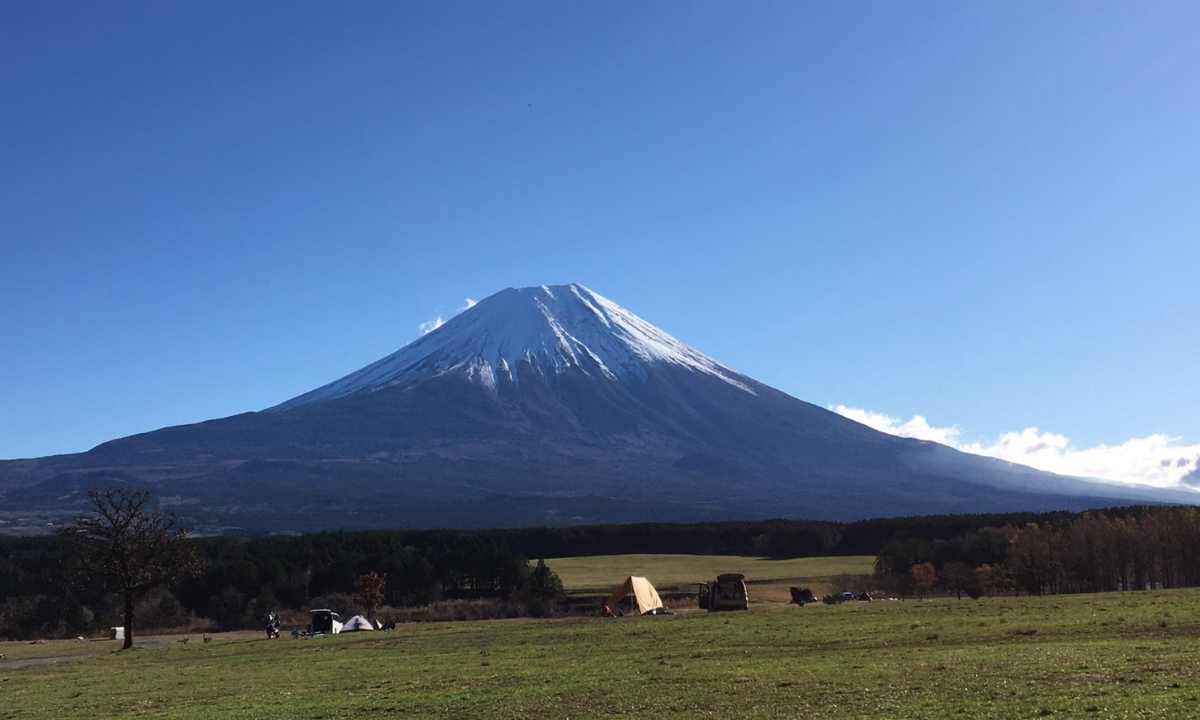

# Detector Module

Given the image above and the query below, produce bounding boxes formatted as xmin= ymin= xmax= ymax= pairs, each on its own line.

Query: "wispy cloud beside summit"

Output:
xmin=831 ymin=405 xmax=1200 ymax=490
xmin=419 ymin=298 xmax=478 ymax=335
xmin=418 ymin=316 xmax=445 ymax=335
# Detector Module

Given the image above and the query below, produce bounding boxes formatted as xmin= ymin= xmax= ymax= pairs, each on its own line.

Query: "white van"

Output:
xmin=309 ymin=609 xmax=343 ymax=634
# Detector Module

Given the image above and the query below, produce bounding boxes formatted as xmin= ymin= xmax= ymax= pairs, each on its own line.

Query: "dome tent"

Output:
xmin=341 ymin=615 xmax=376 ymax=632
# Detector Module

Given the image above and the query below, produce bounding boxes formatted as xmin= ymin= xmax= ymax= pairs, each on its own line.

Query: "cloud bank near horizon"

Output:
xmin=831 ymin=405 xmax=1200 ymax=490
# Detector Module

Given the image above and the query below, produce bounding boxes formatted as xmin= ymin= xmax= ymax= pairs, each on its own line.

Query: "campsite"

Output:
xmin=3 ymin=559 xmax=1200 ymax=719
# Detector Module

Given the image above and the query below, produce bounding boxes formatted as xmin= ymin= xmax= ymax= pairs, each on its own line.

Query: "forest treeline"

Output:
xmin=0 ymin=504 xmax=1196 ymax=639
xmin=873 ymin=505 xmax=1200 ymax=598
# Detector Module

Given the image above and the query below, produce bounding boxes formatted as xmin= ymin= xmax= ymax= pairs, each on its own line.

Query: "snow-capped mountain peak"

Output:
xmin=271 ymin=283 xmax=753 ymax=411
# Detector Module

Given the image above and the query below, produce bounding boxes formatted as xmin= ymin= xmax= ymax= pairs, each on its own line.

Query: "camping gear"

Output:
xmin=606 ymin=576 xmax=664 ymax=615
xmin=341 ymin=615 xmax=376 ymax=632
xmin=264 ymin=611 xmax=281 ymax=639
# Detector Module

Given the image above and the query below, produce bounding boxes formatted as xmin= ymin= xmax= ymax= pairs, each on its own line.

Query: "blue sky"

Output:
xmin=2 ymin=2 xmax=1198 ymax=487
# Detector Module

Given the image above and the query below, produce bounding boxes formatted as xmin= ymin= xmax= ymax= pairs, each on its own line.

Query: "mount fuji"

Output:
xmin=0 ymin=284 xmax=1182 ymax=535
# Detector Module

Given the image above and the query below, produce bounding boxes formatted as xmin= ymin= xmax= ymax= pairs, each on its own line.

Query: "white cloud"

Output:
xmin=831 ymin=405 xmax=1200 ymax=490
xmin=418 ymin=299 xmax=477 ymax=335
xmin=418 ymin=316 xmax=444 ymax=335
xmin=830 ymin=405 xmax=961 ymax=445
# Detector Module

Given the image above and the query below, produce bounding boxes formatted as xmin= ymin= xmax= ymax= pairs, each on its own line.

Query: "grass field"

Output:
xmin=4 ymin=578 xmax=1199 ymax=718
xmin=546 ymin=553 xmax=874 ymax=604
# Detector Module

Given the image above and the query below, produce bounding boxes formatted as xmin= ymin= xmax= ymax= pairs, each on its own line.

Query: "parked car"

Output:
xmin=309 ymin=609 xmax=343 ymax=634
xmin=698 ymin=573 xmax=749 ymax=611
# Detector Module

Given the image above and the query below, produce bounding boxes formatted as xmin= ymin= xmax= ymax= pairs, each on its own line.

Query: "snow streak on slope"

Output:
xmin=271 ymin=284 xmax=753 ymax=411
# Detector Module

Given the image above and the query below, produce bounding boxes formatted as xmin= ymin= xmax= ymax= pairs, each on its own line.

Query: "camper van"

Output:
xmin=309 ymin=609 xmax=343 ymax=634
xmin=698 ymin=573 xmax=748 ymax=611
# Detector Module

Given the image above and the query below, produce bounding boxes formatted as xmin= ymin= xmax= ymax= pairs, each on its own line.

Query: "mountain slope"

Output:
xmin=272 ymin=284 xmax=755 ymax=410
xmin=0 ymin=284 xmax=1186 ymax=535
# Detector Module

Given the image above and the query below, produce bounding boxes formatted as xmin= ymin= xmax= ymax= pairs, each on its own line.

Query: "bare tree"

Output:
xmin=59 ymin=487 xmax=202 ymax=649
xmin=940 ymin=561 xmax=978 ymax=600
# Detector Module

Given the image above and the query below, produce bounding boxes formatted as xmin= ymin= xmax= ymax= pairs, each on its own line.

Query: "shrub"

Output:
xmin=789 ymin=587 xmax=816 ymax=605
xmin=0 ymin=593 xmax=94 ymax=640
xmin=135 ymin=589 xmax=200 ymax=633
xmin=514 ymin=560 xmax=566 ymax=618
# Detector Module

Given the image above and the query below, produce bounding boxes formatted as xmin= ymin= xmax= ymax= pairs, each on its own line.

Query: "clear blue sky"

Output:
xmin=3 ymin=2 xmax=1198 ymax=486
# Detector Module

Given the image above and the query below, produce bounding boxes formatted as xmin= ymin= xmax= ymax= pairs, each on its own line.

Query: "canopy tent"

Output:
xmin=341 ymin=615 xmax=376 ymax=632
xmin=606 ymin=576 xmax=664 ymax=615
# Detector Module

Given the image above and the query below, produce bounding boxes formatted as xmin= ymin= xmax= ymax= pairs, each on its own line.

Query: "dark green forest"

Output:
xmin=1 ymin=504 xmax=1197 ymax=640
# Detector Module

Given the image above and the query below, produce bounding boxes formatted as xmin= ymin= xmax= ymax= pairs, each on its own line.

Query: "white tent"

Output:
xmin=606 ymin=576 xmax=664 ymax=615
xmin=341 ymin=615 xmax=376 ymax=632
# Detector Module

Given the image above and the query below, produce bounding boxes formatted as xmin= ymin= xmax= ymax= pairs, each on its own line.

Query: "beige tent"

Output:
xmin=606 ymin=576 xmax=664 ymax=615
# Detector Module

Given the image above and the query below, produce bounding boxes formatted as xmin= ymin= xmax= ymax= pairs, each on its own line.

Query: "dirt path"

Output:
xmin=0 ymin=636 xmax=184 ymax=671
xmin=0 ymin=653 xmax=100 ymax=670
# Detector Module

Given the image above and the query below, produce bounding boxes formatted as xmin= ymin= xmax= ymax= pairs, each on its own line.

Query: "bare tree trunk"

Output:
xmin=123 ymin=588 xmax=134 ymax=650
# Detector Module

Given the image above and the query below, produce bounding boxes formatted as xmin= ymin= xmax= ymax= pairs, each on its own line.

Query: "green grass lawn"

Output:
xmin=5 ymin=586 xmax=1199 ymax=719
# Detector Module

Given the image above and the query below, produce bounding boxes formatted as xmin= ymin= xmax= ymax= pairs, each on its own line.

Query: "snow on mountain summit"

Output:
xmin=271 ymin=284 xmax=754 ymax=411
